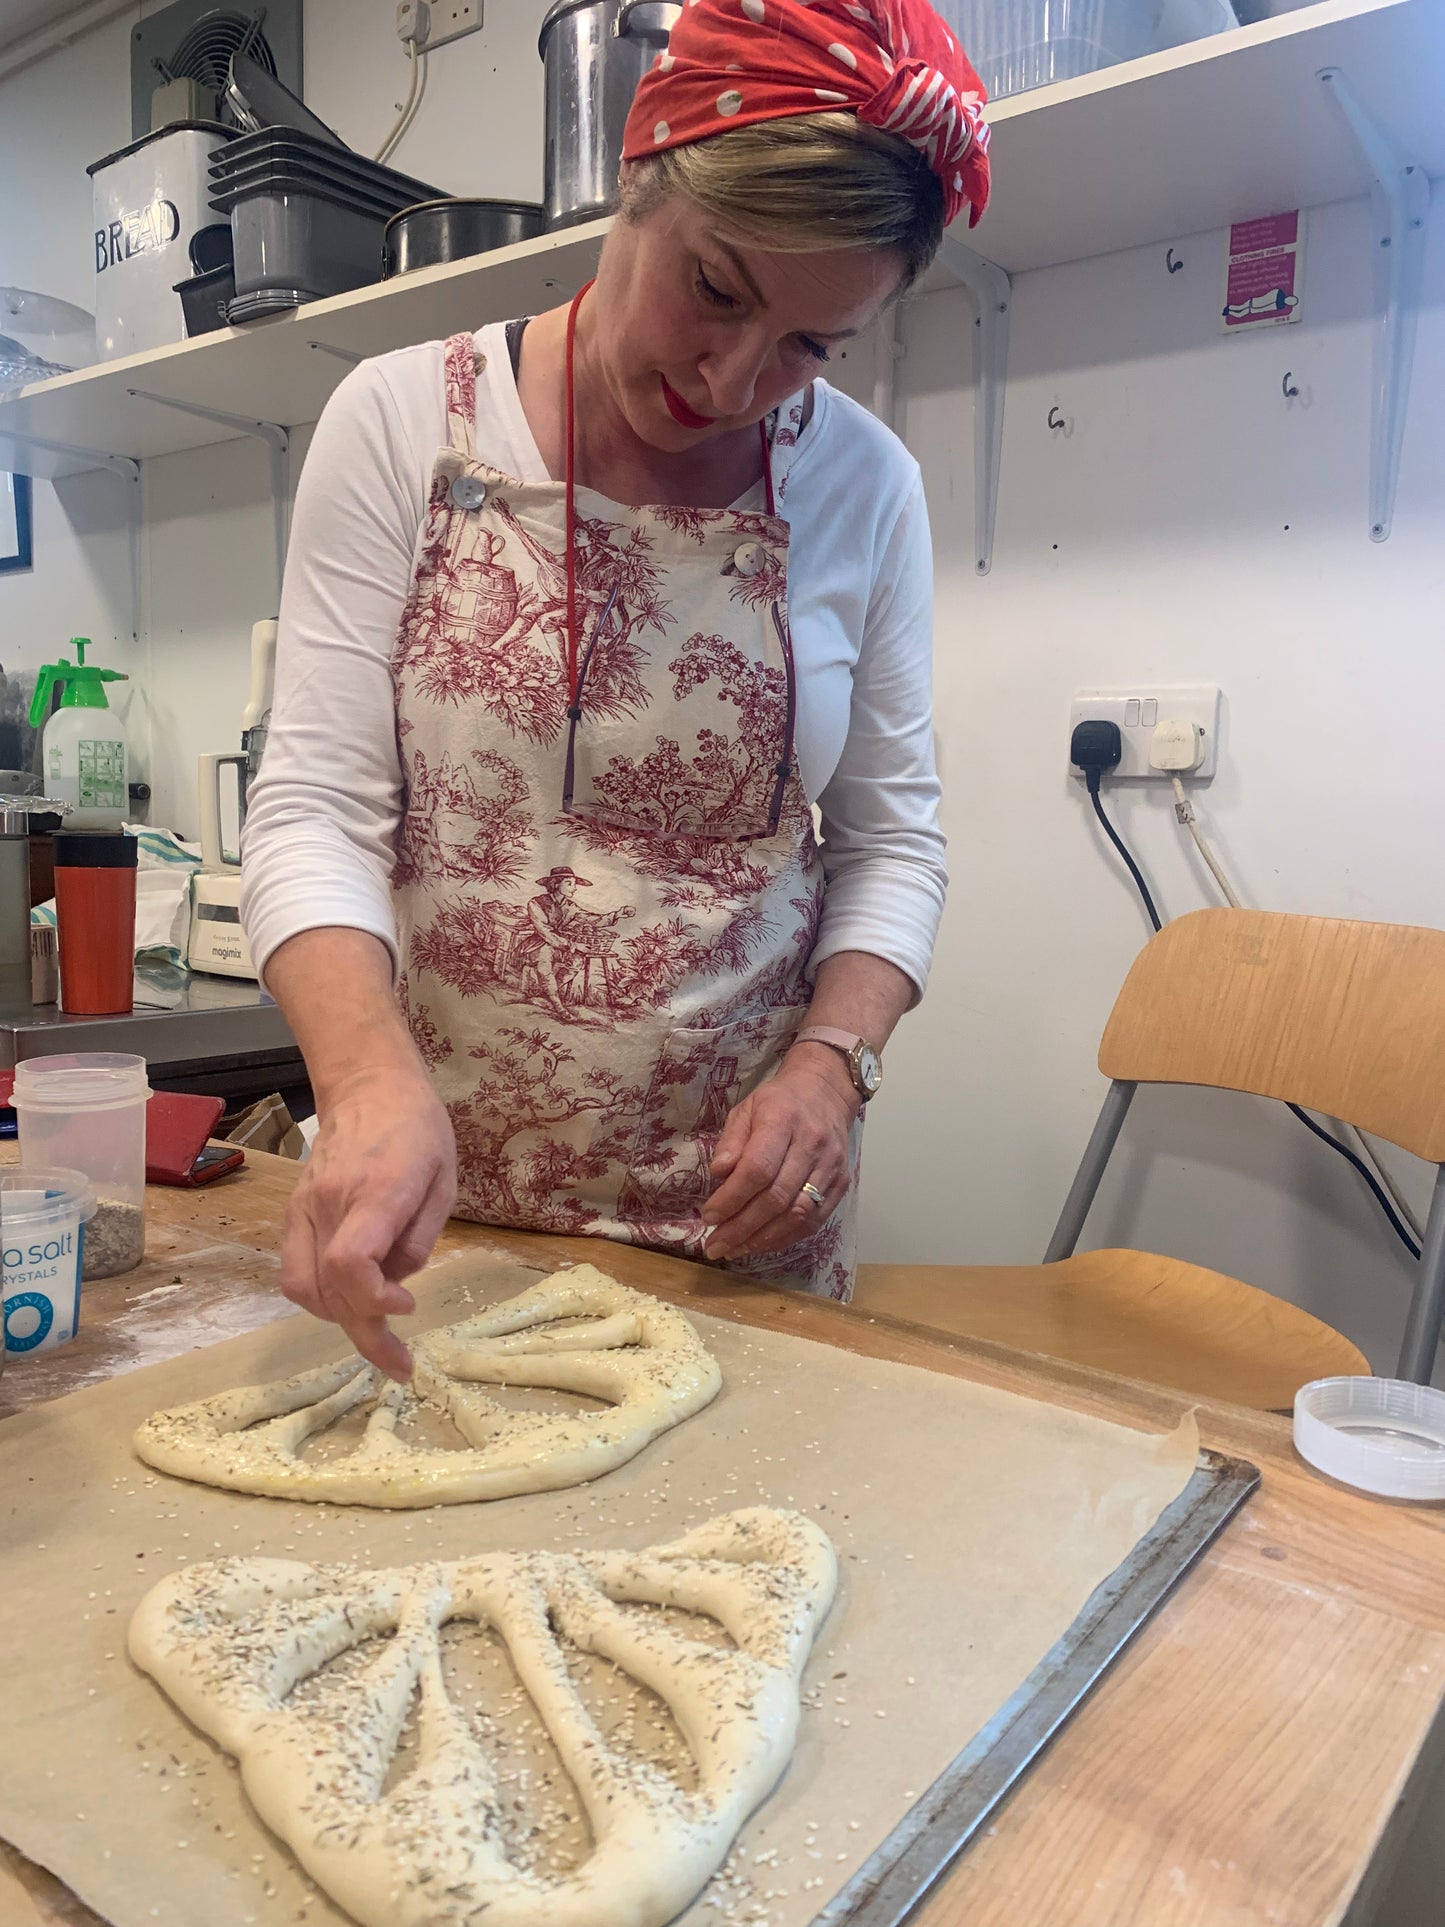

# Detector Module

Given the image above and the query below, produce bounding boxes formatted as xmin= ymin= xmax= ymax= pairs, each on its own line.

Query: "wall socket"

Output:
xmin=1069 ymin=685 xmax=1222 ymax=780
xmin=397 ymin=0 xmax=481 ymax=51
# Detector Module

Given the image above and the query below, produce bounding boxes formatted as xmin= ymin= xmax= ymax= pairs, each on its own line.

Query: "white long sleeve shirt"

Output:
xmin=241 ymin=321 xmax=947 ymax=998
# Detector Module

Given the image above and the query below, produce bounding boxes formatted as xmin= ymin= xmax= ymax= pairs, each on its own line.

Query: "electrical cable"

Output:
xmin=403 ymin=51 xmax=430 ymax=149
xmin=1086 ymin=771 xmax=1162 ymax=932
xmin=1170 ymin=775 xmax=1241 ymax=908
xmin=375 ymin=39 xmax=423 ymax=164
xmin=1327 ymin=1114 xmax=1426 ymax=1241
xmin=1282 ymin=1102 xmax=1421 ymax=1259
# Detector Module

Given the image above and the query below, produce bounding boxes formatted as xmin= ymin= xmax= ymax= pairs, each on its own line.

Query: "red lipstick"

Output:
xmin=660 ymin=375 xmax=715 ymax=429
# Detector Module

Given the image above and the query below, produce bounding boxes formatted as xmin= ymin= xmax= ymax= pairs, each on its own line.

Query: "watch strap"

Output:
xmin=794 ymin=1026 xmax=865 ymax=1055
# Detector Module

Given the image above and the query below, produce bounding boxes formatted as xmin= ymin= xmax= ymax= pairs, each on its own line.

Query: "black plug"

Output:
xmin=1070 ymin=719 xmax=1122 ymax=794
xmin=1070 ymin=717 xmax=1162 ymax=931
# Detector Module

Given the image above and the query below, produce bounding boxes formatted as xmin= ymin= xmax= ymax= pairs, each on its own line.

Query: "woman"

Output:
xmin=240 ymin=0 xmax=990 ymax=1380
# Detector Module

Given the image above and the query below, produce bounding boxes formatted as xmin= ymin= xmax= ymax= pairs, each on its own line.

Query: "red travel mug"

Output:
xmin=53 ymin=831 xmax=137 ymax=1016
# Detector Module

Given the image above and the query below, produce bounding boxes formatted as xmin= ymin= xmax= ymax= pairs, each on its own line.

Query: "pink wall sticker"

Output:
xmin=1222 ymin=210 xmax=1305 ymax=331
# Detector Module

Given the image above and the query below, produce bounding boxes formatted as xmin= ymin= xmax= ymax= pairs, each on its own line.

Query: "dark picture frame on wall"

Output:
xmin=0 ymin=474 xmax=33 ymax=574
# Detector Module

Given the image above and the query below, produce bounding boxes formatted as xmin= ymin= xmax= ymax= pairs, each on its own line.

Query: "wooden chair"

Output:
xmin=855 ymin=910 xmax=1445 ymax=1408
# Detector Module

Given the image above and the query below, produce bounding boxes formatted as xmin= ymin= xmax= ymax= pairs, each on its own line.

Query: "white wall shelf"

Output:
xmin=0 ymin=0 xmax=1438 ymax=482
xmin=980 ymin=0 xmax=1441 ymax=274
xmin=0 ymin=220 xmax=612 ymax=480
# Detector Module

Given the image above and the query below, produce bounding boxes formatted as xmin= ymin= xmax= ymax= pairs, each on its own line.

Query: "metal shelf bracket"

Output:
xmin=127 ymin=389 xmax=291 ymax=597
xmin=1318 ymin=65 xmax=1430 ymax=543
xmin=308 ymin=341 xmax=365 ymax=367
xmin=0 ymin=432 xmax=139 ymax=484
xmin=937 ymin=235 xmax=1011 ymax=576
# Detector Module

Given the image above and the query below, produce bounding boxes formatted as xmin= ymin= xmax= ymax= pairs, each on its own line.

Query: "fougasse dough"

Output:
xmin=132 ymin=1266 xmax=721 ymax=1508
xmin=128 ymin=1507 xmax=837 ymax=1927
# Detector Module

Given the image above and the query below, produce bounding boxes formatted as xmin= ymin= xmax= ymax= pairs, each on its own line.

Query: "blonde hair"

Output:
xmin=618 ymin=113 xmax=944 ymax=291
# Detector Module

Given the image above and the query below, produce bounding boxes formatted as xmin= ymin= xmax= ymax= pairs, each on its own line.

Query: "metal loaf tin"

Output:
xmin=381 ymin=198 xmax=547 ymax=276
xmin=211 ymin=177 xmax=392 ymax=306
xmin=209 ymin=128 xmax=441 ymax=206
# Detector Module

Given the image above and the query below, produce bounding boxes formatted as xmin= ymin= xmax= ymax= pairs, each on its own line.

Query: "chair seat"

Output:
xmin=851 ymin=1248 xmax=1370 ymax=1409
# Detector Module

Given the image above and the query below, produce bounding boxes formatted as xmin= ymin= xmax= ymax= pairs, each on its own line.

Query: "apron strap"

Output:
xmin=441 ymin=332 xmax=481 ymax=461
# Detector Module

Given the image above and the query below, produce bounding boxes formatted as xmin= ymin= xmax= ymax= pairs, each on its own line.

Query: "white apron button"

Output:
xmin=731 ymin=541 xmax=765 ymax=577
xmin=450 ymin=474 xmax=488 ymax=510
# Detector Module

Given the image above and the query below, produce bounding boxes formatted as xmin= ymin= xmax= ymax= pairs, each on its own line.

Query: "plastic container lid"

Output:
xmin=12 ymin=1051 xmax=150 ymax=1111
xmin=1294 ymin=1376 xmax=1445 ymax=1501
xmin=52 ymin=831 xmax=138 ymax=868
xmin=0 ymin=1165 xmax=98 ymax=1227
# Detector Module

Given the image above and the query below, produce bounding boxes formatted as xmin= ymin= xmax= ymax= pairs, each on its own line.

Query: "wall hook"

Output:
xmin=1166 ymin=247 xmax=1184 ymax=274
xmin=1282 ymin=371 xmax=1300 ymax=399
xmin=1047 ymin=405 xmax=1066 ymax=431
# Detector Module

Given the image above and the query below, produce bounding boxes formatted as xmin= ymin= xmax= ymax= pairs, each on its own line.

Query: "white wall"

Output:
xmin=1 ymin=4 xmax=1442 ymax=1380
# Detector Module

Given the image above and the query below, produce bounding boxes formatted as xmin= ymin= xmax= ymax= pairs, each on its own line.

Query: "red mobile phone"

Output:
xmin=145 ymin=1091 xmax=246 ymax=1186
xmin=179 ymin=1141 xmax=247 ymax=1185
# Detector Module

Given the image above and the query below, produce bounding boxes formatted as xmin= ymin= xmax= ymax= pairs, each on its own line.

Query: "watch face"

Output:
xmin=856 ymin=1044 xmax=883 ymax=1095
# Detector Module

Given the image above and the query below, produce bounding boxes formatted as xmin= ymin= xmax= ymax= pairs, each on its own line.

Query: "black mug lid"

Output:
xmin=53 ymin=831 xmax=138 ymax=869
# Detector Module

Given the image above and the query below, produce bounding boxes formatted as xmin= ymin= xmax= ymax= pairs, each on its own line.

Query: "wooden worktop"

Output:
xmin=3 ymin=1151 xmax=1444 ymax=1927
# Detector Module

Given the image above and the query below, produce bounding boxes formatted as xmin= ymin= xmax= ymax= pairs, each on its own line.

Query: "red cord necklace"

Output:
xmin=563 ymin=281 xmax=775 ymax=710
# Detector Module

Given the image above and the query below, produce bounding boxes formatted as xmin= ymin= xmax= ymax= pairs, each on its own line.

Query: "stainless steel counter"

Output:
xmin=0 ymin=967 xmax=301 ymax=1093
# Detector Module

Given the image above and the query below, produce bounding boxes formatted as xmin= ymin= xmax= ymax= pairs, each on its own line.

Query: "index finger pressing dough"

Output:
xmin=128 ymin=1507 xmax=837 ymax=1927
xmin=132 ymin=1267 xmax=721 ymax=1506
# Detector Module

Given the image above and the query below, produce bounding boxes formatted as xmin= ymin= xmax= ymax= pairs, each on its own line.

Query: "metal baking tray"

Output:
xmin=813 ymin=1447 xmax=1261 ymax=1927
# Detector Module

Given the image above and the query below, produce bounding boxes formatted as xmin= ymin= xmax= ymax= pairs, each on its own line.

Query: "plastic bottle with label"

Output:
xmin=27 ymin=639 xmax=130 ymax=830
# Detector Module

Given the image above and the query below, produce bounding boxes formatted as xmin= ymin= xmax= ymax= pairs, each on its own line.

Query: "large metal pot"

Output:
xmin=382 ymin=199 xmax=547 ymax=277
xmin=538 ymin=0 xmax=680 ymax=231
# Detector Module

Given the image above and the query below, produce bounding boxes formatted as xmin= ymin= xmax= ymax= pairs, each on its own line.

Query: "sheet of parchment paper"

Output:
xmin=0 ymin=1249 xmax=1198 ymax=1927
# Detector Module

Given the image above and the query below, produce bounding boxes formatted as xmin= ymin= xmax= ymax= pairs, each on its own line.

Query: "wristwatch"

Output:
xmin=794 ymin=1027 xmax=884 ymax=1104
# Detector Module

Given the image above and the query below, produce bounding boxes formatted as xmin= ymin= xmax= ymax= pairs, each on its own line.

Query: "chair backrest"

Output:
xmin=1098 ymin=909 xmax=1445 ymax=1162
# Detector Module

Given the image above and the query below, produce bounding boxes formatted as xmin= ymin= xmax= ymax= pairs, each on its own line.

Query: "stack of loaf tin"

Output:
xmin=208 ymin=131 xmax=444 ymax=320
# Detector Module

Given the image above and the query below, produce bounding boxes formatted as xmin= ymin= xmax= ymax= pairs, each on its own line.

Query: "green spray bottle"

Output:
xmin=28 ymin=639 xmax=130 ymax=830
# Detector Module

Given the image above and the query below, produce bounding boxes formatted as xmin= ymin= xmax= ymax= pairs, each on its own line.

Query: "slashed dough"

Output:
xmin=128 ymin=1508 xmax=837 ymax=1927
xmin=132 ymin=1266 xmax=721 ymax=1507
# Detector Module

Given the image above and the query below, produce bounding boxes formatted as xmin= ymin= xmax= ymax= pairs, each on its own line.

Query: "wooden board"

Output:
xmin=3 ymin=1151 xmax=1445 ymax=1927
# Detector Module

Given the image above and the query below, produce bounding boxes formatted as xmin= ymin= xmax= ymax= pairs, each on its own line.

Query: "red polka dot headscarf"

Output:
xmin=622 ymin=0 xmax=991 ymax=229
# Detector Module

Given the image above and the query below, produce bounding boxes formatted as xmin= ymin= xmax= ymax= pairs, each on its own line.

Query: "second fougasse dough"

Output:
xmin=132 ymin=1265 xmax=721 ymax=1507
xmin=128 ymin=1508 xmax=837 ymax=1927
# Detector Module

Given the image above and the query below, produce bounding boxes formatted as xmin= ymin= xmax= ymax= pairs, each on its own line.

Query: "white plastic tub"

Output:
xmin=13 ymin=1053 xmax=150 ymax=1279
xmin=2 ymin=1167 xmax=98 ymax=1356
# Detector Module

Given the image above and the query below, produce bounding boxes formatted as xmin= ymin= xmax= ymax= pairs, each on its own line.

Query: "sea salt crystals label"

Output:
xmin=2 ymin=1173 xmax=96 ymax=1353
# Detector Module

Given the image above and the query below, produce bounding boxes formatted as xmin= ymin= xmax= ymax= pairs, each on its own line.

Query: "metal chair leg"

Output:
xmin=1043 ymin=1081 xmax=1138 ymax=1264
xmin=1396 ymin=1165 xmax=1445 ymax=1384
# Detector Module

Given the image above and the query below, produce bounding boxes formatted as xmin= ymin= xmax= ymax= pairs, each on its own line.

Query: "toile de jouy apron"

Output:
xmin=390 ymin=304 xmax=860 ymax=1300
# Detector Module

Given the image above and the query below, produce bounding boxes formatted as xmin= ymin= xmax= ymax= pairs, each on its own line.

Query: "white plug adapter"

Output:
xmin=1149 ymin=719 xmax=1206 ymax=773
xmin=397 ymin=0 xmax=429 ymax=44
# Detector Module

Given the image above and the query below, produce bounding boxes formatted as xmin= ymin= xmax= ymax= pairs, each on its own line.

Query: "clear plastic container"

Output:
xmin=2 ymin=1166 xmax=98 ymax=1357
xmin=936 ymin=0 xmax=1236 ymax=100
xmin=12 ymin=1053 xmax=150 ymax=1280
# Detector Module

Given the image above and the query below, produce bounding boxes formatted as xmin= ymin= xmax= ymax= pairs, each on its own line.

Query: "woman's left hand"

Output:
xmin=701 ymin=1045 xmax=857 ymax=1260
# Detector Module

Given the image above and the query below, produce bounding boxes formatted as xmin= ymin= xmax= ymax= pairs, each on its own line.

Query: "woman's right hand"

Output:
xmin=278 ymin=1064 xmax=457 ymax=1382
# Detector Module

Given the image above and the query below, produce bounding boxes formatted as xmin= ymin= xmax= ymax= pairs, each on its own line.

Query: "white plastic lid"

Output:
xmin=1294 ymin=1376 xmax=1445 ymax=1502
xmin=0 ymin=1166 xmax=98 ymax=1227
xmin=11 ymin=1051 xmax=150 ymax=1111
